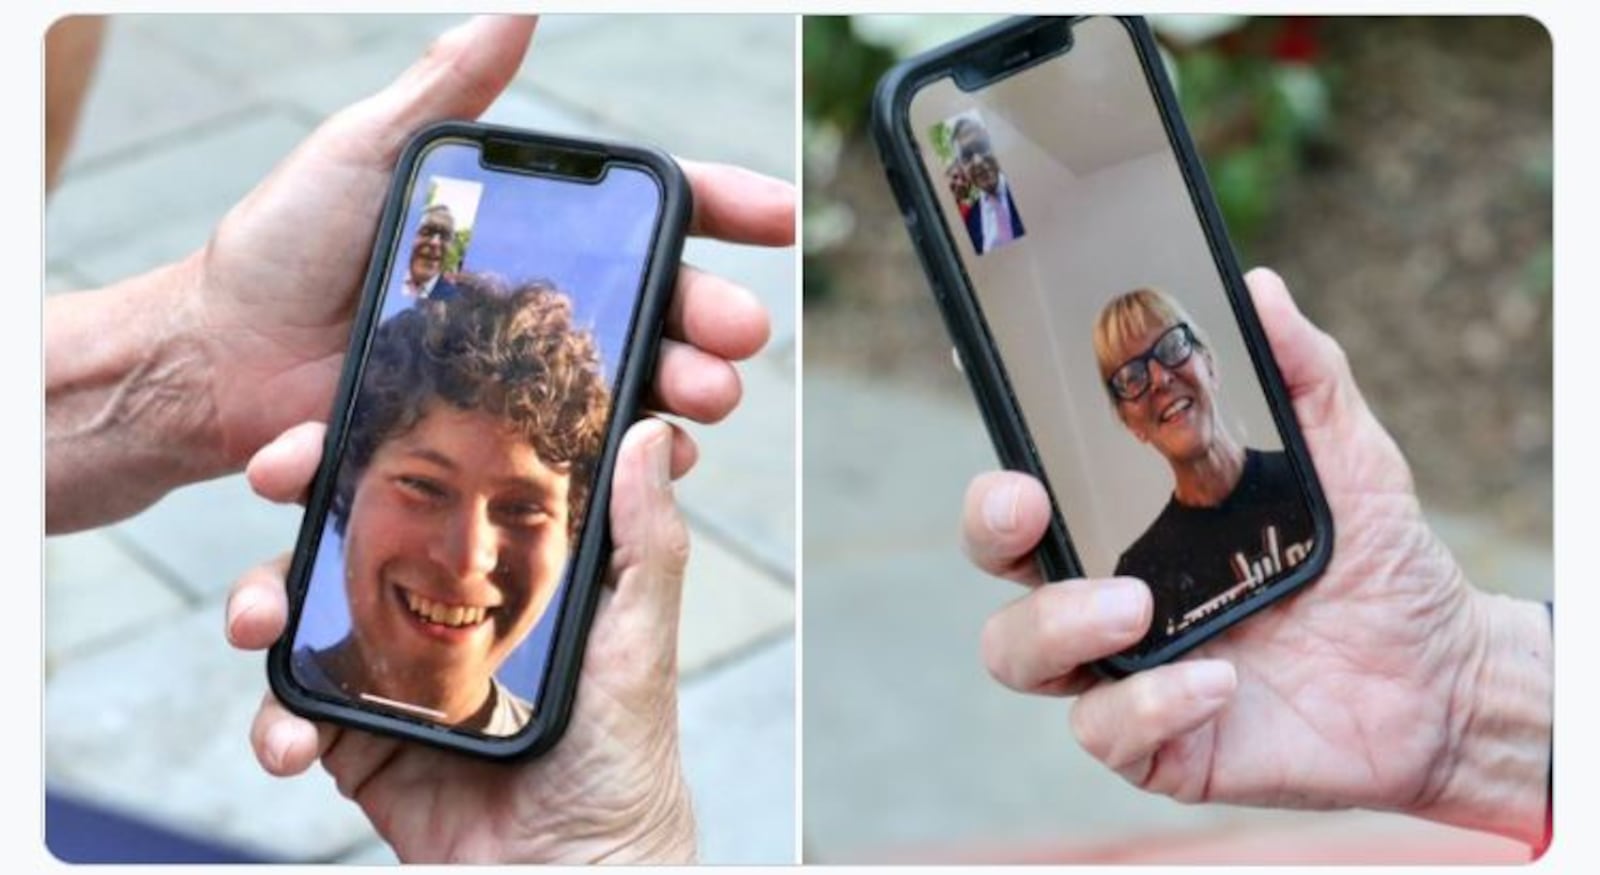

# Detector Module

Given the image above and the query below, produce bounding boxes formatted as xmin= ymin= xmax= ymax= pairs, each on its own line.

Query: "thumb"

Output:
xmin=1245 ymin=266 xmax=1360 ymax=430
xmin=325 ymin=15 xmax=536 ymax=159
xmin=245 ymin=421 xmax=327 ymax=505
xmin=606 ymin=418 xmax=691 ymax=623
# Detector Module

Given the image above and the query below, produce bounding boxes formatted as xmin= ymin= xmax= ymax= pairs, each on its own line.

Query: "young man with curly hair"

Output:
xmin=292 ymin=274 xmax=611 ymax=736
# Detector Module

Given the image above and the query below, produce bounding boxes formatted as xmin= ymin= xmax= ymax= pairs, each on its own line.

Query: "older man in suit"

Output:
xmin=954 ymin=117 xmax=1025 ymax=254
xmin=402 ymin=203 xmax=461 ymax=302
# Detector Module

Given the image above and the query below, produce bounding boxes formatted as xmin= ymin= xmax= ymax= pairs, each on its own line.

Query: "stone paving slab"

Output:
xmin=802 ymin=369 xmax=989 ymax=556
xmin=241 ymin=17 xmax=639 ymax=136
xmin=246 ymin=33 xmax=457 ymax=123
xmin=62 ymin=213 xmax=225 ymax=290
xmin=246 ymin=29 xmax=609 ymax=138
xmin=44 ymin=530 xmax=188 ymax=676
xmin=110 ymin=473 xmax=304 ymax=602
xmin=47 ymin=112 xmax=310 ymax=262
xmin=677 ymin=350 xmax=795 ymax=581
xmin=122 ymin=14 xmax=614 ymax=94
xmin=123 ymin=14 xmax=443 ymax=84
xmin=520 ymin=15 xmax=794 ymax=181
xmin=803 ymin=547 xmax=1185 ymax=859
xmin=680 ymin=635 xmax=796 ymax=864
xmin=680 ymin=528 xmax=794 ymax=678
xmin=61 ymin=21 xmax=247 ymax=175
xmin=45 ymin=597 xmax=379 ymax=861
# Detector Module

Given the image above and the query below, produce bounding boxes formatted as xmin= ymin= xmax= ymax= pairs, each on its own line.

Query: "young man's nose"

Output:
xmin=433 ymin=503 xmax=500 ymax=580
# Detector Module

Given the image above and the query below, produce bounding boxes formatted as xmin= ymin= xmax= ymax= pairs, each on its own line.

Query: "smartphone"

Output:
xmin=267 ymin=122 xmax=690 ymax=759
xmin=872 ymin=16 xmax=1333 ymax=675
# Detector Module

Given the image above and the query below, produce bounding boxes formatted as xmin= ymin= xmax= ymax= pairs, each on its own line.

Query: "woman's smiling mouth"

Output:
xmin=1159 ymin=397 xmax=1194 ymax=424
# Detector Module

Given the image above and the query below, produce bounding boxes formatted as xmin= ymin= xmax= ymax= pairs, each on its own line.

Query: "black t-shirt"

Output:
xmin=1114 ymin=449 xmax=1316 ymax=655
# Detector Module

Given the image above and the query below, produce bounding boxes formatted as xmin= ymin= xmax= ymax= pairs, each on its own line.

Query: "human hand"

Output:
xmin=227 ymin=417 xmax=698 ymax=863
xmin=961 ymin=268 xmax=1551 ymax=847
xmin=175 ymin=14 xmax=789 ymax=477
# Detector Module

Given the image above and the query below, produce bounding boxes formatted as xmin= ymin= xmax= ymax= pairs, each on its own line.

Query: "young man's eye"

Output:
xmin=495 ymin=501 xmax=551 ymax=525
xmin=395 ymin=475 xmax=447 ymax=501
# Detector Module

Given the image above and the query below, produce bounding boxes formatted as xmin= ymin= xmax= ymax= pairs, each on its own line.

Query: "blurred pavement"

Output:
xmin=801 ymin=366 xmax=1548 ymax=862
xmin=44 ymin=14 xmax=795 ymax=864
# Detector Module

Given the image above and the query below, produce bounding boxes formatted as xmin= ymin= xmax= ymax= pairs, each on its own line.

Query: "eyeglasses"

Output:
xmin=958 ymin=141 xmax=993 ymax=164
xmin=417 ymin=223 xmax=453 ymax=242
xmin=1106 ymin=323 xmax=1197 ymax=402
xmin=955 ymin=130 xmax=994 ymax=162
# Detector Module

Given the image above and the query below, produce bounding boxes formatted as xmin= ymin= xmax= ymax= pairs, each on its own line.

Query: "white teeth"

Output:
xmin=1161 ymin=398 xmax=1193 ymax=422
xmin=402 ymin=591 xmax=491 ymax=628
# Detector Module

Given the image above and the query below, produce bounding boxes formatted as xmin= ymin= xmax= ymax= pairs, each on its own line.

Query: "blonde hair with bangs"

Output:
xmin=1092 ymin=287 xmax=1210 ymax=385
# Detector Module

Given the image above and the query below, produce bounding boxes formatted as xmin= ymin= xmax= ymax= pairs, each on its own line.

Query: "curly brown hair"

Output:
xmin=332 ymin=273 xmax=611 ymax=539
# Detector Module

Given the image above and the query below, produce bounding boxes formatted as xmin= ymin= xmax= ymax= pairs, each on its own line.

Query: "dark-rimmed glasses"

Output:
xmin=1106 ymin=323 xmax=1197 ymax=402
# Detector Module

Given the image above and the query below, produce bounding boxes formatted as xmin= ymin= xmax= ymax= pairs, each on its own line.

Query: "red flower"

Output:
xmin=1272 ymin=17 xmax=1321 ymax=64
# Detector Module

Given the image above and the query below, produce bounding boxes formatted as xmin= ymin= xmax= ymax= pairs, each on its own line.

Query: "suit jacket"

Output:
xmin=962 ymin=183 xmax=1026 ymax=254
xmin=426 ymin=275 xmax=460 ymax=302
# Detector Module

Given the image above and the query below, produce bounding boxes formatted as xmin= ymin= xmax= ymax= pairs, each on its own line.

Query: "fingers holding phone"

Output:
xmin=959 ymin=470 xmax=1053 ymax=587
xmin=979 ymin=576 xmax=1152 ymax=696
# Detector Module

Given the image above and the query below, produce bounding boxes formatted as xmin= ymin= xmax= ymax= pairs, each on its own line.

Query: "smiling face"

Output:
xmin=965 ymin=152 xmax=1000 ymax=195
xmin=342 ymin=403 xmax=570 ymax=715
xmin=954 ymin=123 xmax=1001 ymax=195
xmin=322 ymin=278 xmax=610 ymax=726
xmin=1109 ymin=320 xmax=1222 ymax=464
xmin=408 ymin=208 xmax=454 ymax=285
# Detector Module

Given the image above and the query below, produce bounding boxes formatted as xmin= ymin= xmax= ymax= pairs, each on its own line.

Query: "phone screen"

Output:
xmin=908 ymin=17 xmax=1317 ymax=656
xmin=289 ymin=139 xmax=662 ymax=737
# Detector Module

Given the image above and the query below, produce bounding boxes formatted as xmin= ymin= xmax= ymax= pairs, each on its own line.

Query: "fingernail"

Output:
xmin=264 ymin=721 xmax=295 ymax=772
xmin=225 ymin=591 xmax=259 ymax=643
xmin=983 ymin=481 xmax=1021 ymax=533
xmin=1184 ymin=660 xmax=1237 ymax=701
xmin=1096 ymin=578 xmax=1149 ymax=634
xmin=642 ymin=420 xmax=671 ymax=490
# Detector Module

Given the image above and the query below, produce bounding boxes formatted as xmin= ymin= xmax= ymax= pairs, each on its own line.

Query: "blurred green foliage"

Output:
xmin=446 ymin=227 xmax=471 ymax=274
xmin=803 ymin=16 xmax=895 ymax=139
xmin=1169 ymin=19 xmax=1333 ymax=252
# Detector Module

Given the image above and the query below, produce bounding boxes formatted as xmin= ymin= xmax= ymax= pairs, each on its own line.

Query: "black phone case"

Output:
xmin=266 ymin=121 xmax=691 ymax=760
xmin=871 ymin=15 xmax=1333 ymax=677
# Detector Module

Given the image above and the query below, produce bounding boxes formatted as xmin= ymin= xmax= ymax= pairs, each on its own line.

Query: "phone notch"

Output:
xmin=482 ymin=138 xmax=607 ymax=182
xmin=952 ymin=17 xmax=1075 ymax=91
